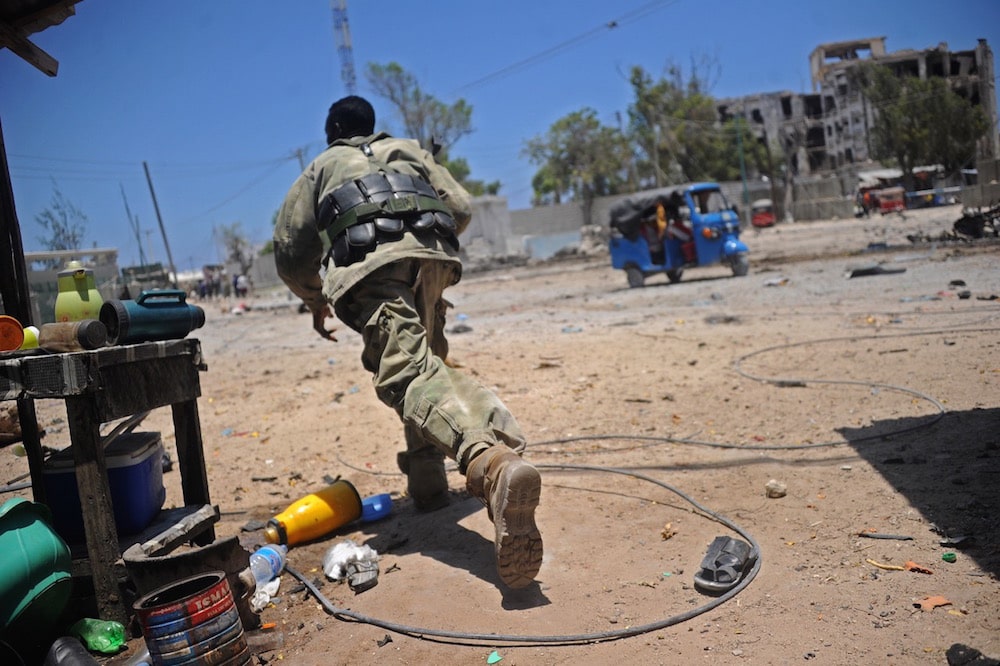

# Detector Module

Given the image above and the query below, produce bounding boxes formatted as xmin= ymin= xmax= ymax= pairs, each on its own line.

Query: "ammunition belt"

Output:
xmin=319 ymin=172 xmax=458 ymax=267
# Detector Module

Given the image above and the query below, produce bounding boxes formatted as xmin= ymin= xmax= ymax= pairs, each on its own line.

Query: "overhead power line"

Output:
xmin=452 ymin=0 xmax=680 ymax=95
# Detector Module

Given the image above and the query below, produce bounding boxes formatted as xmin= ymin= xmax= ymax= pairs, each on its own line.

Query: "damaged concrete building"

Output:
xmin=717 ymin=37 xmax=999 ymax=219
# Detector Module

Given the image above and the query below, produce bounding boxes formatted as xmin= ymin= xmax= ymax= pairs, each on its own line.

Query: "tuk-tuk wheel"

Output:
xmin=625 ymin=266 xmax=645 ymax=288
xmin=730 ymin=253 xmax=750 ymax=277
xmin=666 ymin=268 xmax=684 ymax=283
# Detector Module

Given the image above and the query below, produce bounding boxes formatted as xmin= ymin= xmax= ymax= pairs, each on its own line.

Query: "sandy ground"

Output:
xmin=5 ymin=204 xmax=1000 ymax=665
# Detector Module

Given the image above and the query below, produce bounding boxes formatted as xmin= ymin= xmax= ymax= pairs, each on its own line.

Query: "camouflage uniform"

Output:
xmin=273 ymin=133 xmax=525 ymax=476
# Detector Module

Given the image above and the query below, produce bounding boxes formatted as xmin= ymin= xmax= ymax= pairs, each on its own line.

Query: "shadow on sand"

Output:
xmin=838 ymin=406 xmax=999 ymax=578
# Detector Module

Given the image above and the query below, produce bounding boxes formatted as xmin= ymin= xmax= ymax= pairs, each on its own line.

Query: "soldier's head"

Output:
xmin=325 ymin=96 xmax=375 ymax=144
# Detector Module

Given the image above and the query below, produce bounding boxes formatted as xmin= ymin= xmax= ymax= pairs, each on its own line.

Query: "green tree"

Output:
xmin=35 ymin=181 xmax=88 ymax=256
xmin=216 ymin=222 xmax=254 ymax=277
xmin=855 ymin=63 xmax=987 ymax=186
xmin=437 ymin=154 xmax=500 ymax=196
xmin=627 ymin=61 xmax=762 ymax=186
xmin=366 ymin=62 xmax=496 ymax=195
xmin=365 ymin=62 xmax=473 ymax=153
xmin=258 ymin=210 xmax=278 ymax=256
xmin=523 ymin=108 xmax=631 ymax=223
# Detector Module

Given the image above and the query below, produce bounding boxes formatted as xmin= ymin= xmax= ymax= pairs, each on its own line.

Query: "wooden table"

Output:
xmin=0 ymin=339 xmax=214 ymax=623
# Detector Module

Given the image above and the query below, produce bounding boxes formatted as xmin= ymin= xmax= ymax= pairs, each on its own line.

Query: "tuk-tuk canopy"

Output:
xmin=609 ymin=183 xmax=723 ymax=238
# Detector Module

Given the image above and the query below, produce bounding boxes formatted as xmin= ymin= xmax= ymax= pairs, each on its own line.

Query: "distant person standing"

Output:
xmin=273 ymin=95 xmax=543 ymax=588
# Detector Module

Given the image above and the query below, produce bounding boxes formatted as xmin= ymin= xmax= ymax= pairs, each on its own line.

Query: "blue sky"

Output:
xmin=2 ymin=0 xmax=998 ymax=271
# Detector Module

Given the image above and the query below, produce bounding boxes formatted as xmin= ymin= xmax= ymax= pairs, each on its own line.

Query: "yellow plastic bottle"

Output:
xmin=263 ymin=479 xmax=362 ymax=546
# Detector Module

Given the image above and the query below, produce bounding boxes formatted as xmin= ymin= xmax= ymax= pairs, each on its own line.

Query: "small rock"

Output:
xmin=765 ymin=479 xmax=787 ymax=498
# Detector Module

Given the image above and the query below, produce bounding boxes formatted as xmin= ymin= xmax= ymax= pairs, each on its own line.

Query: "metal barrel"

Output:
xmin=133 ymin=571 xmax=249 ymax=666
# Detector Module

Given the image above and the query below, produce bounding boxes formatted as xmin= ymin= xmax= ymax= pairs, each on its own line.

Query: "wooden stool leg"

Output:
xmin=66 ymin=396 xmax=127 ymax=624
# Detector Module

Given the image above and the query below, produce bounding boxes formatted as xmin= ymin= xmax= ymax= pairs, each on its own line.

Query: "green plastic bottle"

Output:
xmin=69 ymin=617 xmax=126 ymax=654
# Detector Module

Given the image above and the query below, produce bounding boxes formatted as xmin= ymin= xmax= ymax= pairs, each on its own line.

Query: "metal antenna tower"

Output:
xmin=331 ymin=0 xmax=357 ymax=95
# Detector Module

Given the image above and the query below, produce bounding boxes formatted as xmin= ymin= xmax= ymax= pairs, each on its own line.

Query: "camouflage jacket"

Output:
xmin=274 ymin=132 xmax=472 ymax=311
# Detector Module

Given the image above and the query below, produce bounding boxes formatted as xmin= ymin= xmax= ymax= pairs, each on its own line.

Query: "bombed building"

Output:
xmin=719 ymin=37 xmax=999 ymax=178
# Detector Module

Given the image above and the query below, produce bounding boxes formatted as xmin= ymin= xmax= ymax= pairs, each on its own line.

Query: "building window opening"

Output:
xmin=804 ymin=95 xmax=822 ymax=119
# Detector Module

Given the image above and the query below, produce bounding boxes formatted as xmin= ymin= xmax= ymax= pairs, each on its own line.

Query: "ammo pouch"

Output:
xmin=318 ymin=171 xmax=458 ymax=267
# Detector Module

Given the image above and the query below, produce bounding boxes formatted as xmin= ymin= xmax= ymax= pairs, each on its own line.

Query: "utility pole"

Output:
xmin=143 ymin=229 xmax=156 ymax=263
xmin=142 ymin=161 xmax=179 ymax=288
xmin=736 ymin=112 xmax=750 ymax=226
xmin=119 ymin=183 xmax=147 ymax=268
xmin=653 ymin=123 xmax=662 ymax=189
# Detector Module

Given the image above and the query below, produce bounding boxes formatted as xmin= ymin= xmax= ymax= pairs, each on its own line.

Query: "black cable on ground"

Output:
xmin=285 ymin=462 xmax=760 ymax=646
xmin=309 ymin=322 xmax=997 ymax=644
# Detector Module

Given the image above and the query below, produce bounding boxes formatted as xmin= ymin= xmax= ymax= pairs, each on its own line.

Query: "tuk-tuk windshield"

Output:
xmin=692 ymin=188 xmax=731 ymax=215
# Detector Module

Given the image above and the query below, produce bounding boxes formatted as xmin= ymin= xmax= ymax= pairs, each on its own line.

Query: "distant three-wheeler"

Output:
xmin=609 ymin=183 xmax=750 ymax=288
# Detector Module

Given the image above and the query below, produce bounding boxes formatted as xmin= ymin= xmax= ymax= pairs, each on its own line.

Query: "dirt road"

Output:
xmin=10 ymin=204 xmax=1000 ymax=665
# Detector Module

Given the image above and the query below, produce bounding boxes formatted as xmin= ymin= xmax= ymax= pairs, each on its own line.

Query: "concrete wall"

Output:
xmin=506 ymin=179 xmax=792 ymax=259
xmin=962 ymin=158 xmax=1000 ymax=208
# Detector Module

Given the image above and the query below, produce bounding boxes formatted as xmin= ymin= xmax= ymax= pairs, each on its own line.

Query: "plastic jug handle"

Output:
xmin=137 ymin=289 xmax=187 ymax=305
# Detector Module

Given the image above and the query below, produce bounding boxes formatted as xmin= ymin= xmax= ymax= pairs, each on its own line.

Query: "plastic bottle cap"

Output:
xmin=361 ymin=493 xmax=392 ymax=522
xmin=0 ymin=315 xmax=25 ymax=352
xmin=19 ymin=325 xmax=39 ymax=350
xmin=76 ymin=319 xmax=108 ymax=349
xmin=263 ymin=523 xmax=282 ymax=544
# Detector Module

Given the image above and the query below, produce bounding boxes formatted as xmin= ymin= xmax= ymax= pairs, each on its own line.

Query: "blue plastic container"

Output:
xmin=42 ymin=432 xmax=166 ymax=543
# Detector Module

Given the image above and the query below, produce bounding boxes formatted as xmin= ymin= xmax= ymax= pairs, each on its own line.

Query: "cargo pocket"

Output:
xmin=411 ymin=394 xmax=461 ymax=454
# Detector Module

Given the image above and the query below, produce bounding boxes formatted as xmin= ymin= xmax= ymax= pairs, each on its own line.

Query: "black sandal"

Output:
xmin=694 ymin=536 xmax=755 ymax=594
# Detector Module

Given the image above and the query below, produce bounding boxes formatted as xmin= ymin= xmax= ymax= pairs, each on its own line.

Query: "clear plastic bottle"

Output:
xmin=249 ymin=544 xmax=287 ymax=588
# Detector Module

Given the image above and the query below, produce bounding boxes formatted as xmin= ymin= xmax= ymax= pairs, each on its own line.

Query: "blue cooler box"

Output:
xmin=42 ymin=431 xmax=166 ymax=543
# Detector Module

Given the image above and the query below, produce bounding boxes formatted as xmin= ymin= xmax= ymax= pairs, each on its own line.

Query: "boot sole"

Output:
xmin=493 ymin=461 xmax=543 ymax=588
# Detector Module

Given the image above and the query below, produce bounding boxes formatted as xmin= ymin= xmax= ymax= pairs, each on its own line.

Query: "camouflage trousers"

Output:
xmin=334 ymin=258 xmax=525 ymax=472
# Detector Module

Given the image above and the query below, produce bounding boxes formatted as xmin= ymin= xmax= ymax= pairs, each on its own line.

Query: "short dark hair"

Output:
xmin=325 ymin=95 xmax=375 ymax=144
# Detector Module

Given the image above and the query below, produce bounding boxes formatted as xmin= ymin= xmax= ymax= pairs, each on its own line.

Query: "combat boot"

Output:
xmin=397 ymin=448 xmax=450 ymax=512
xmin=466 ymin=446 xmax=543 ymax=588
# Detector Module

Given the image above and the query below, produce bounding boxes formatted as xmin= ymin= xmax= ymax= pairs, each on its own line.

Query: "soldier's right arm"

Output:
xmin=274 ymin=174 xmax=327 ymax=313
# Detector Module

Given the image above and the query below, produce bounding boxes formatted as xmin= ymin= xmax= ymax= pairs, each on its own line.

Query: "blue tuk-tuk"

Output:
xmin=608 ymin=183 xmax=749 ymax=287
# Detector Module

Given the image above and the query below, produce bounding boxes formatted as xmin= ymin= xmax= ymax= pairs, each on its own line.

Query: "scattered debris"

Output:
xmin=660 ymin=522 xmax=678 ymax=540
xmin=953 ymin=204 xmax=1000 ymax=239
xmin=946 ymin=643 xmax=1000 ymax=665
xmin=846 ymin=264 xmax=907 ymax=278
xmin=915 ymin=596 xmax=952 ymax=611
xmin=942 ymin=552 xmax=958 ymax=563
xmin=866 ymin=558 xmax=904 ymax=571
xmin=857 ymin=531 xmax=914 ymax=541
xmin=704 ymin=314 xmax=740 ymax=325
xmin=323 ymin=539 xmax=380 ymax=591
xmin=904 ymin=561 xmax=933 ymax=574
xmin=377 ymin=634 xmax=393 ymax=648
xmin=763 ymin=277 xmax=789 ymax=287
